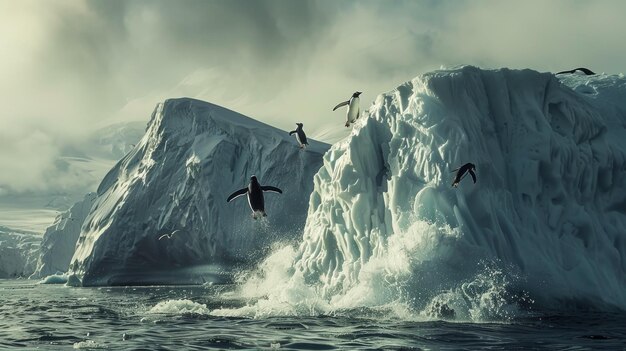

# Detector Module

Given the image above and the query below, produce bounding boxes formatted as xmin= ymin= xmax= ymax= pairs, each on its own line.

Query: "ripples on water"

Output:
xmin=0 ymin=280 xmax=624 ymax=350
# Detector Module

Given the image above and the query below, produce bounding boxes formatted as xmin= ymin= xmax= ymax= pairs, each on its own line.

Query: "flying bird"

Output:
xmin=158 ymin=230 xmax=181 ymax=241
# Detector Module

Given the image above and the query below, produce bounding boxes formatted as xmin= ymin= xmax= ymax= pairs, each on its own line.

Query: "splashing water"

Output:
xmin=211 ymin=220 xmax=531 ymax=322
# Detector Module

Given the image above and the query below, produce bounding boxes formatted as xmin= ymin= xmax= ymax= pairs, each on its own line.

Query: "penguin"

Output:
xmin=226 ymin=175 xmax=283 ymax=219
xmin=288 ymin=123 xmax=308 ymax=148
xmin=451 ymin=163 xmax=477 ymax=187
xmin=555 ymin=68 xmax=595 ymax=75
xmin=333 ymin=91 xmax=362 ymax=127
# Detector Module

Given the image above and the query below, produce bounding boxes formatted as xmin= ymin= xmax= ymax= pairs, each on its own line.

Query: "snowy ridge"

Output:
xmin=223 ymin=67 xmax=626 ymax=318
xmin=69 ymin=98 xmax=329 ymax=286
xmin=30 ymin=193 xmax=97 ymax=279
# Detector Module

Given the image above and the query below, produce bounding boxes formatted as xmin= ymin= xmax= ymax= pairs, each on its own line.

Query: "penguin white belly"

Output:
xmin=346 ymin=97 xmax=360 ymax=123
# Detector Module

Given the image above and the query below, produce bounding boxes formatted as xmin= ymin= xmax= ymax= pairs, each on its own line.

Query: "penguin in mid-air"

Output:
xmin=333 ymin=91 xmax=362 ymax=127
xmin=451 ymin=163 xmax=477 ymax=188
xmin=227 ymin=175 xmax=283 ymax=219
xmin=555 ymin=67 xmax=595 ymax=75
xmin=289 ymin=123 xmax=308 ymax=148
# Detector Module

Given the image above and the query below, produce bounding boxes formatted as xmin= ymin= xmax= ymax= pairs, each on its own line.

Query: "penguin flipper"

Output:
xmin=556 ymin=67 xmax=596 ymax=75
xmin=261 ymin=186 xmax=283 ymax=194
xmin=289 ymin=130 xmax=297 ymax=136
xmin=576 ymin=67 xmax=596 ymax=75
xmin=226 ymin=188 xmax=248 ymax=202
xmin=332 ymin=100 xmax=349 ymax=111
xmin=469 ymin=169 xmax=477 ymax=184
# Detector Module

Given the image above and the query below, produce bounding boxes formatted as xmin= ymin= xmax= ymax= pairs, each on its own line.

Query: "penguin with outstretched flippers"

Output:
xmin=555 ymin=67 xmax=595 ymax=75
xmin=451 ymin=163 xmax=477 ymax=188
xmin=289 ymin=123 xmax=308 ymax=148
xmin=227 ymin=176 xmax=283 ymax=219
xmin=333 ymin=91 xmax=362 ymax=127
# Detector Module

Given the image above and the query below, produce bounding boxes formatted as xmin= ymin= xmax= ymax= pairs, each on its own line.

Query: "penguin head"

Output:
xmin=250 ymin=175 xmax=258 ymax=183
xmin=353 ymin=91 xmax=362 ymax=98
xmin=296 ymin=123 xmax=303 ymax=128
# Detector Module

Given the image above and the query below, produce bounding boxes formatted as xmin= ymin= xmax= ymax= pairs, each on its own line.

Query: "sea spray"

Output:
xmin=212 ymin=220 xmax=530 ymax=322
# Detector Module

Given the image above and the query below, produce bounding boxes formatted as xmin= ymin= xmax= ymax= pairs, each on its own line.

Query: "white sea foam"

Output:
xmin=147 ymin=299 xmax=211 ymax=316
xmin=39 ymin=273 xmax=69 ymax=285
xmin=72 ymin=340 xmax=106 ymax=349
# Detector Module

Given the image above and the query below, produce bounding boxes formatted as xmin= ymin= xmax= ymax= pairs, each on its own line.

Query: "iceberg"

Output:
xmin=30 ymin=193 xmax=97 ymax=279
xmin=69 ymin=98 xmax=329 ymax=286
xmin=0 ymin=226 xmax=40 ymax=278
xmin=228 ymin=67 xmax=626 ymax=317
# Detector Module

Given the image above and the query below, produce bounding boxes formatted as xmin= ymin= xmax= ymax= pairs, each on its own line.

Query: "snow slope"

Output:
xmin=69 ymin=98 xmax=329 ymax=286
xmin=0 ymin=226 xmax=40 ymax=278
xmin=30 ymin=193 xmax=97 ymax=279
xmin=223 ymin=67 xmax=626 ymax=318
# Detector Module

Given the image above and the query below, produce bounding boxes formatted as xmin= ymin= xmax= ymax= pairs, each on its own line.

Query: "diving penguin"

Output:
xmin=226 ymin=175 xmax=283 ymax=219
xmin=289 ymin=123 xmax=308 ymax=148
xmin=333 ymin=91 xmax=362 ymax=127
xmin=451 ymin=163 xmax=477 ymax=188
xmin=555 ymin=67 xmax=595 ymax=75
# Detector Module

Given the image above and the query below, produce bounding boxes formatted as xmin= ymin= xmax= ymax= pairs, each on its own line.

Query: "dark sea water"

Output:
xmin=1 ymin=279 xmax=624 ymax=350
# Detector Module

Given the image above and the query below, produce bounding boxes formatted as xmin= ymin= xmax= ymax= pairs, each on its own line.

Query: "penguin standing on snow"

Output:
xmin=333 ymin=91 xmax=362 ymax=127
xmin=451 ymin=163 xmax=477 ymax=188
xmin=289 ymin=123 xmax=308 ymax=148
xmin=227 ymin=176 xmax=283 ymax=219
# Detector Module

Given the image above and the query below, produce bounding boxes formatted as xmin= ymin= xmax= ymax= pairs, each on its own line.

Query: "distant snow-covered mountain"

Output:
xmin=0 ymin=226 xmax=40 ymax=278
xmin=0 ymin=122 xmax=145 ymax=233
xmin=30 ymin=193 xmax=97 ymax=279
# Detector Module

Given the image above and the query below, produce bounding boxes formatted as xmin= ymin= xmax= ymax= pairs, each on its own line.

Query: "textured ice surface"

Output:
xmin=69 ymin=98 xmax=329 ymax=286
xmin=0 ymin=226 xmax=40 ymax=278
xmin=294 ymin=66 xmax=626 ymax=310
xmin=219 ymin=67 xmax=626 ymax=318
xmin=30 ymin=193 xmax=97 ymax=279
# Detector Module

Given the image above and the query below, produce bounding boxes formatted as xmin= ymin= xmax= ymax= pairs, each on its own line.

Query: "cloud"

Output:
xmin=1 ymin=0 xmax=625 ymax=194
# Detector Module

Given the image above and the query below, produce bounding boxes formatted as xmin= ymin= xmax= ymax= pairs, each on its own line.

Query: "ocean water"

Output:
xmin=0 ymin=279 xmax=624 ymax=350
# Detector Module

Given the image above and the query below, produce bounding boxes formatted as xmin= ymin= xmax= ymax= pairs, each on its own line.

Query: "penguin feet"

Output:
xmin=345 ymin=122 xmax=350 ymax=127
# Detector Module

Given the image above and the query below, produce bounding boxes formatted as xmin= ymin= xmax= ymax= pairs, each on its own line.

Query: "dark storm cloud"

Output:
xmin=46 ymin=1 xmax=337 ymax=88
xmin=1 ymin=0 xmax=626 ymax=194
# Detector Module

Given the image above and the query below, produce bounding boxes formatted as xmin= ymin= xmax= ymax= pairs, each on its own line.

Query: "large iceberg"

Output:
xmin=69 ymin=98 xmax=329 ymax=286
xmin=226 ymin=67 xmax=626 ymax=317
xmin=30 ymin=193 xmax=97 ymax=279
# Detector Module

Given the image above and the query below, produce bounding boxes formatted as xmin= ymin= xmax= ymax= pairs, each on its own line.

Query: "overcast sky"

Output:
xmin=1 ymin=0 xmax=625 ymax=194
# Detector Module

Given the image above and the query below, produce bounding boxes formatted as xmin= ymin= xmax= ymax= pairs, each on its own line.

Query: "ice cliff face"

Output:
xmin=291 ymin=66 xmax=626 ymax=311
xmin=69 ymin=98 xmax=328 ymax=286
xmin=0 ymin=226 xmax=40 ymax=278
xmin=30 ymin=193 xmax=97 ymax=279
